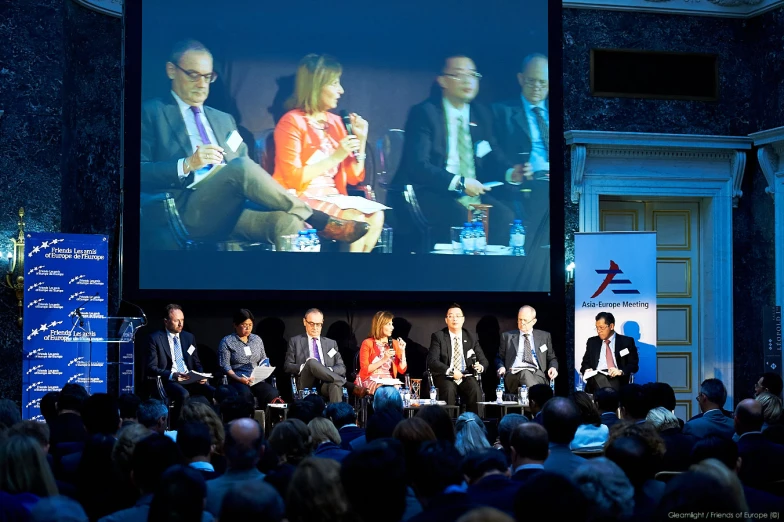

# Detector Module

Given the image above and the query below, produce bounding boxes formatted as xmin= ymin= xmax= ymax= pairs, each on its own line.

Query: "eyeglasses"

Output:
xmin=595 ymin=325 xmax=611 ymax=332
xmin=305 ymin=320 xmax=323 ymax=328
xmin=172 ymin=62 xmax=218 ymax=83
xmin=443 ymin=72 xmax=482 ymax=82
xmin=446 ymin=315 xmax=464 ymax=320
xmin=518 ymin=318 xmax=536 ymax=325
xmin=523 ymin=78 xmax=548 ymax=88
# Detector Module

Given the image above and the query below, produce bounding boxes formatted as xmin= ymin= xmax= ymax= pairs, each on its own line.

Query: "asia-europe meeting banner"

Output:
xmin=22 ymin=232 xmax=109 ymax=420
xmin=574 ymin=232 xmax=657 ymax=389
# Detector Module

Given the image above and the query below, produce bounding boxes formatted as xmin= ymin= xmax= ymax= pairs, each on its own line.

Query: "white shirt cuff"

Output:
xmin=448 ymin=175 xmax=461 ymax=192
xmin=178 ymin=158 xmax=187 ymax=179
xmin=505 ymin=168 xmax=522 ymax=185
xmin=299 ymin=363 xmax=305 ymax=374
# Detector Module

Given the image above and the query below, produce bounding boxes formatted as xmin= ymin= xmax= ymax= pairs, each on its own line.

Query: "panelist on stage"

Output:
xmin=427 ymin=304 xmax=488 ymax=414
xmin=355 ymin=311 xmax=407 ymax=395
xmin=273 ymin=54 xmax=384 ymax=253
xmin=285 ymin=308 xmax=348 ymax=403
xmin=580 ymin=312 xmax=639 ymax=392
xmin=496 ymin=305 xmax=558 ymax=390
xmin=141 ymin=40 xmax=369 ymax=250
xmin=146 ymin=304 xmax=214 ymax=424
xmin=217 ymin=309 xmax=280 ymax=409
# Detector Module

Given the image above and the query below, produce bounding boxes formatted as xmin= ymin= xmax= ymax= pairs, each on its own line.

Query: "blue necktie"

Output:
xmin=173 ymin=335 xmax=186 ymax=373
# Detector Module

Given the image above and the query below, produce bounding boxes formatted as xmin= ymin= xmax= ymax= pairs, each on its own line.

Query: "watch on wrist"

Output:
xmin=457 ymin=176 xmax=465 ymax=192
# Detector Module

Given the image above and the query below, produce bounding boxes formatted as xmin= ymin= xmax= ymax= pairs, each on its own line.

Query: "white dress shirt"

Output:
xmin=171 ymin=90 xmax=219 ymax=184
xmin=167 ymin=330 xmax=189 ymax=378
xmin=596 ymin=333 xmax=617 ymax=372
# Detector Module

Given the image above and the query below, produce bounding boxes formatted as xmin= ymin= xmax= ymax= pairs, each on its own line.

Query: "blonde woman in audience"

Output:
xmin=309 ymin=417 xmax=350 ymax=462
xmin=0 ymin=435 xmax=58 ymax=510
xmin=755 ymin=391 xmax=782 ymax=429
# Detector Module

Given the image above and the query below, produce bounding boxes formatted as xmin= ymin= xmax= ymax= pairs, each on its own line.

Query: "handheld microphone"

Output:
xmin=339 ymin=109 xmax=358 ymax=157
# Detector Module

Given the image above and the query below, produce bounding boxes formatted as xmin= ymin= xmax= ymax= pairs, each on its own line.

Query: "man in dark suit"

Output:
xmin=427 ymin=304 xmax=489 ymax=414
xmin=464 ymin=450 xmax=522 ymax=515
xmin=396 ymin=54 xmax=518 ymax=246
xmin=510 ymin=422 xmax=548 ymax=483
xmin=580 ymin=311 xmax=639 ymax=392
xmin=496 ymin=305 xmax=558 ymax=390
xmin=141 ymin=39 xmax=368 ymax=250
xmin=595 ymin=387 xmax=621 ymax=428
xmin=326 ymin=402 xmax=365 ymax=450
xmin=284 ymin=308 xmax=347 ymax=403
xmin=492 ymin=54 xmax=550 ymax=250
xmin=146 ymin=304 xmax=214 ymax=425
xmin=683 ymin=379 xmax=735 ymax=440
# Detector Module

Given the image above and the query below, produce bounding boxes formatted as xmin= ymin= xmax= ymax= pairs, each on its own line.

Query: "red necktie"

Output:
xmin=605 ymin=340 xmax=616 ymax=370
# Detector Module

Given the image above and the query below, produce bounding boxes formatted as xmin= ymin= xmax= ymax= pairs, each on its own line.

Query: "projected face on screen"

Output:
xmin=131 ymin=0 xmax=553 ymax=292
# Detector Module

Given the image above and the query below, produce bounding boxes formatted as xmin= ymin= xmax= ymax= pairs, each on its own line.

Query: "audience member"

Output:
xmin=0 ymin=434 xmax=58 ymax=512
xmin=734 ymin=398 xmax=784 ymax=486
xmin=117 ymin=394 xmax=141 ymax=426
xmin=177 ymin=421 xmax=219 ymax=480
xmin=373 ymin=385 xmax=404 ymax=413
xmin=689 ymin=459 xmax=748 ymax=513
xmin=205 ymin=418 xmax=265 ymax=516
xmin=392 ymin=417 xmax=437 ymax=488
xmin=39 ymin=392 xmax=60 ymax=426
xmin=137 ymin=399 xmax=168 ymax=434
xmin=653 ymin=470 xmax=746 ymax=521
xmin=8 ymin=420 xmax=50 ymax=454
xmin=454 ymin=412 xmax=491 ymax=455
xmin=619 ymin=383 xmax=650 ymax=423
xmin=509 ymin=422 xmax=548 ymax=483
xmin=463 ymin=449 xmax=521 ymax=515
xmin=147 ymin=465 xmax=211 ymax=522
xmin=0 ymin=399 xmax=21 ymax=431
xmin=683 ymin=378 xmax=734 ymax=439
xmin=643 ymin=382 xmax=681 ymax=425
xmin=527 ymin=383 xmax=552 ymax=424
xmin=513 ymin=471 xmax=588 ymax=522
xmin=49 ymin=384 xmax=89 ymax=449
xmin=218 ymin=394 xmax=255 ymax=424
xmin=755 ymin=391 xmax=783 ymax=428
xmin=540 ymin=397 xmax=585 ymax=478
xmin=494 ymin=413 xmax=527 ymax=461
xmin=341 ymin=439 xmax=409 ymax=522
xmin=755 ymin=372 xmax=783 ymax=398
xmin=363 ymin=408 xmax=404 ymax=445
xmin=110 ymin=423 xmax=150 ymax=511
xmin=218 ymin=480 xmax=285 ymax=522
xmin=409 ymin=441 xmax=478 ymax=522
xmin=265 ymin=419 xmax=311 ymax=498
xmin=75 ymin=434 xmax=122 ymax=520
xmin=415 ymin=406 xmax=456 ymax=445
xmin=457 ymin=507 xmax=513 ymax=522
xmin=30 ymin=495 xmax=88 ymax=522
xmin=309 ymin=417 xmax=350 ymax=462
xmin=287 ymin=399 xmax=323 ymax=426
xmin=573 ymin=457 xmax=635 ymax=522
xmin=646 ymin=406 xmax=695 ymax=471
xmin=325 ymin=401 xmax=364 ymax=450
xmin=287 ymin=458 xmax=350 ymax=522
xmin=179 ymin=400 xmax=226 ymax=472
xmin=595 ymin=387 xmax=620 ymax=428
xmin=570 ymin=391 xmax=608 ymax=451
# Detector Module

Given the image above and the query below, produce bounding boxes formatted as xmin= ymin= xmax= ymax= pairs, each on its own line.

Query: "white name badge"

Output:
xmin=475 ymin=140 xmax=492 ymax=158
xmin=327 ymin=348 xmax=337 ymax=358
xmin=187 ymin=345 xmax=196 ymax=355
xmin=243 ymin=346 xmax=252 ymax=356
xmin=539 ymin=344 xmax=547 ymax=353
xmin=619 ymin=348 xmax=630 ymax=357
xmin=466 ymin=349 xmax=475 ymax=358
xmin=226 ymin=130 xmax=243 ymax=152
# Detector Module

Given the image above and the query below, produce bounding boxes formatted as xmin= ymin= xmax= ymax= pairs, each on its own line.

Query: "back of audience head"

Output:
xmin=509 ymin=422 xmax=549 ymax=470
xmin=690 ymin=459 xmax=747 ymax=511
xmin=454 ymin=412 xmax=490 ymax=455
xmin=0 ymin=434 xmax=58 ymax=497
xmin=513 ymin=471 xmax=588 ymax=522
xmin=698 ymin=378 xmax=728 ymax=409
xmin=366 ymin=408 xmax=404 ymax=442
xmin=619 ymin=383 xmax=650 ymax=421
xmin=220 ymin=394 xmax=255 ymax=423
xmin=269 ymin=419 xmax=312 ymax=465
xmin=497 ymin=413 xmax=527 ymax=455
xmin=541 ymin=396 xmax=581 ymax=444
xmin=180 ymin=401 xmax=225 ymax=454
xmin=137 ymin=399 xmax=168 ymax=433
xmin=690 ymin=435 xmax=739 ymax=471
xmin=605 ymin=431 xmax=661 ymax=486
xmin=392 ymin=417 xmax=436 ymax=483
xmin=287 ymin=458 xmax=349 ymax=522
xmin=58 ymin=383 xmax=89 ymax=413
xmin=308 ymin=417 xmax=341 ymax=445
xmin=410 ymin=440 xmax=463 ymax=504
xmin=0 ymin=398 xmax=21 ymax=430
xmin=528 ymin=383 xmax=553 ymax=413
xmin=646 ymin=406 xmax=680 ymax=432
xmin=341 ymin=439 xmax=407 ymax=522
xmin=225 ymin=418 xmax=264 ymax=470
xmin=214 ymin=384 xmax=238 ymax=406
xmin=148 ymin=465 xmax=206 ymax=522
xmin=457 ymin=507 xmax=514 ymax=522
xmin=131 ymin=433 xmax=183 ymax=494
xmin=112 ymin=423 xmax=151 ymax=477
xmin=416 ymin=405 xmax=456 ymax=444
xmin=734 ymin=398 xmax=764 ymax=434
xmin=304 ymin=393 xmax=326 ymax=415
xmin=594 ymin=387 xmax=619 ymax=414
xmin=373 ymin=385 xmax=404 ymax=413
xmin=288 ymin=399 xmax=323 ymax=425
xmin=757 ymin=372 xmax=783 ymax=397
xmin=219 ymin=480 xmax=285 ymax=522
xmin=644 ymin=382 xmax=677 ymax=412
xmin=8 ymin=420 xmax=50 ymax=453
xmin=30 ymin=495 xmax=88 ymax=522
xmin=81 ymin=393 xmax=121 ymax=436
xmin=572 ymin=391 xmax=602 ymax=426
xmin=654 ymin=468 xmax=746 ymax=520
xmin=573 ymin=457 xmax=635 ymax=521
xmin=177 ymin=421 xmax=213 ymax=463
xmin=118 ymin=393 xmax=141 ymax=422
xmin=325 ymin=401 xmax=356 ymax=429
xmin=462 ymin=449 xmax=509 ymax=485
xmin=40 ymin=392 xmax=59 ymax=425
xmin=755 ymin=391 xmax=782 ymax=425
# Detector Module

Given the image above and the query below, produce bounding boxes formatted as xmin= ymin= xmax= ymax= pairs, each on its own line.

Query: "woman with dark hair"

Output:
xmin=218 ymin=309 xmax=279 ymax=409
xmin=272 ymin=53 xmax=383 ymax=253
xmin=570 ymin=391 xmax=609 ymax=451
xmin=147 ymin=465 xmax=209 ymax=522
xmin=415 ymin=406 xmax=456 ymax=445
xmin=355 ymin=311 xmax=407 ymax=395
xmin=265 ymin=419 xmax=313 ymax=497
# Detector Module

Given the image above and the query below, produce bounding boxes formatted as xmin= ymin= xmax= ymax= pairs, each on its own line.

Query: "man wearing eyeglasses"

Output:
xmin=580 ymin=312 xmax=639 ymax=392
xmin=141 ymin=39 xmax=369 ymax=251
xmin=396 ymin=54 xmax=517 ymax=247
xmin=427 ymin=303 xmax=489 ymax=413
xmin=496 ymin=305 xmax=558 ymax=391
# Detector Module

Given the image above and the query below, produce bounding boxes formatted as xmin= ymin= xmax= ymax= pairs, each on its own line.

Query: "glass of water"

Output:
xmin=450 ymin=227 xmax=464 ymax=253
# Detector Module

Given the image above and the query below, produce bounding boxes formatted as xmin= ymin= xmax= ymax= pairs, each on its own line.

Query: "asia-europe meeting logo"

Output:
xmin=583 ymin=260 xmax=649 ymax=310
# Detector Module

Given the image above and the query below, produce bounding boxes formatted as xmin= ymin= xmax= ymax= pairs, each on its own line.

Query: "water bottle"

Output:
xmin=271 ymin=376 xmax=277 ymax=390
xmin=520 ymin=384 xmax=529 ymax=406
xmin=550 ymin=379 xmax=555 ymax=393
xmin=342 ymin=387 xmax=349 ymax=402
xmin=309 ymin=229 xmax=321 ymax=252
xmin=430 ymin=385 xmax=437 ymax=405
xmin=496 ymin=384 xmax=503 ymax=403
xmin=302 ymin=387 xmax=310 ymax=398
xmin=296 ymin=230 xmax=308 ymax=251
xmin=291 ymin=376 xmax=298 ymax=398
xmin=311 ymin=387 xmax=317 ymax=397
xmin=403 ymin=387 xmax=411 ymax=407
xmin=460 ymin=222 xmax=475 ymax=255
xmin=509 ymin=220 xmax=526 ymax=256
xmin=473 ymin=222 xmax=486 ymax=255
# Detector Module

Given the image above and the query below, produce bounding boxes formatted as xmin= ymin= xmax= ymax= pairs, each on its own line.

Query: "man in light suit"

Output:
xmin=141 ymin=39 xmax=368 ymax=250
xmin=682 ymin=378 xmax=735 ymax=440
xmin=284 ymin=308 xmax=347 ymax=403
xmin=427 ymin=303 xmax=489 ymax=414
xmin=580 ymin=311 xmax=639 ymax=393
xmin=496 ymin=305 xmax=558 ymax=391
xmin=146 ymin=304 xmax=214 ymax=425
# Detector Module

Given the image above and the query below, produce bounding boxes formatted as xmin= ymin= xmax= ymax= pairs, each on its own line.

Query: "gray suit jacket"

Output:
xmin=284 ymin=334 xmax=346 ymax=378
xmin=682 ymin=409 xmax=736 ymax=440
xmin=205 ymin=469 xmax=265 ymax=516
xmin=496 ymin=329 xmax=558 ymax=374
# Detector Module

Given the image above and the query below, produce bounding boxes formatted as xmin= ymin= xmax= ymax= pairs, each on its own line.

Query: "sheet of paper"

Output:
xmin=308 ymin=195 xmax=391 ymax=213
xmin=583 ymin=369 xmax=599 ymax=380
xmin=187 ymin=163 xmax=225 ymax=189
xmin=371 ymin=377 xmax=402 ymax=386
xmin=251 ymin=365 xmax=276 ymax=383
xmin=179 ymin=371 xmax=213 ymax=385
xmin=483 ymin=181 xmax=504 ymax=189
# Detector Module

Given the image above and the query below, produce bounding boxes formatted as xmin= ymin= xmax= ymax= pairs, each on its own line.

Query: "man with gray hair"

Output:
xmin=137 ymin=399 xmax=169 ymax=434
xmin=496 ymin=305 xmax=558 ymax=390
xmin=683 ymin=378 xmax=734 ymax=440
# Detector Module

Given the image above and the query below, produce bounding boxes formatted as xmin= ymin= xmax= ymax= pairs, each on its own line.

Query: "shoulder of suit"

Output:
xmin=321 ymin=336 xmax=336 ymax=345
xmin=533 ymin=328 xmax=550 ymax=336
xmin=203 ymin=104 xmax=232 ymax=120
xmin=142 ymin=97 xmax=169 ymax=112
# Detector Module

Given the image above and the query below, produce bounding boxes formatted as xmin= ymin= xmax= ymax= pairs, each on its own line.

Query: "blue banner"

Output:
xmin=22 ymin=233 xmax=109 ymax=420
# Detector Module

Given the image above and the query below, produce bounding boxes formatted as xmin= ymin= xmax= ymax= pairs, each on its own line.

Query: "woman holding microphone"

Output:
xmin=355 ymin=311 xmax=407 ymax=395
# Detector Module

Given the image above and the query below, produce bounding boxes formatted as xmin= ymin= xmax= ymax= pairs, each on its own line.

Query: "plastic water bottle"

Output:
xmin=509 ymin=220 xmax=526 ymax=256
xmin=520 ymin=384 xmax=529 ymax=406
xmin=311 ymin=387 xmax=317 ymax=397
xmin=430 ymin=385 xmax=437 ymax=405
xmin=496 ymin=384 xmax=503 ymax=403
xmin=460 ymin=222 xmax=475 ymax=255
xmin=309 ymin=230 xmax=321 ymax=252
xmin=291 ymin=377 xmax=298 ymax=399
xmin=302 ymin=387 xmax=310 ymax=398
xmin=296 ymin=230 xmax=308 ymax=251
xmin=403 ymin=387 xmax=411 ymax=407
xmin=473 ymin=222 xmax=486 ymax=255
xmin=550 ymin=379 xmax=555 ymax=393
xmin=342 ymin=388 xmax=349 ymax=402
xmin=271 ymin=377 xmax=277 ymax=390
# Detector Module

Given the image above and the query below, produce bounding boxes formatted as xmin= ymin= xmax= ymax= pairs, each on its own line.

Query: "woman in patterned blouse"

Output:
xmin=218 ymin=309 xmax=279 ymax=408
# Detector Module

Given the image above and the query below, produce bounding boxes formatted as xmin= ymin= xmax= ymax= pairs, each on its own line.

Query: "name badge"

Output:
xmin=475 ymin=140 xmax=492 ymax=158
xmin=187 ymin=345 xmax=196 ymax=355
xmin=539 ymin=344 xmax=547 ymax=353
xmin=243 ymin=346 xmax=252 ymax=356
xmin=226 ymin=130 xmax=243 ymax=153
xmin=327 ymin=348 xmax=337 ymax=358
xmin=619 ymin=348 xmax=629 ymax=357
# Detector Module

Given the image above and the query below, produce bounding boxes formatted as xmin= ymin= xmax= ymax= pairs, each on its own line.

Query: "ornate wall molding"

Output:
xmin=563 ymin=0 xmax=784 ymax=18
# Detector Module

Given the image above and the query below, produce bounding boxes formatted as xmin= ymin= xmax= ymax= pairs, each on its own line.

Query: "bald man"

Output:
xmin=735 ymin=398 xmax=784 ymax=486
xmin=496 ymin=306 xmax=558 ymax=390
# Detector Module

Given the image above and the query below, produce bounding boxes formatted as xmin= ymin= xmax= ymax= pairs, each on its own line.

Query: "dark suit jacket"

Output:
xmin=49 ymin=413 xmax=87 ymax=448
xmin=312 ymin=442 xmax=351 ymax=462
xmin=283 ymin=334 xmax=345 ymax=377
xmin=339 ymin=425 xmax=365 ymax=450
xmin=511 ymin=466 xmax=545 ymax=483
xmin=427 ymin=328 xmax=489 ymax=378
xmin=682 ymin=409 xmax=735 ymax=440
xmin=146 ymin=329 xmax=204 ymax=379
xmin=396 ymin=97 xmax=510 ymax=194
xmin=579 ymin=333 xmax=639 ymax=384
xmin=491 ymin=97 xmax=542 ymax=162
xmin=408 ymin=492 xmax=479 ymax=522
xmin=600 ymin=411 xmax=621 ymax=429
xmin=737 ymin=432 xmax=784 ymax=486
xmin=140 ymin=94 xmax=248 ymax=201
xmin=496 ymin=329 xmax=558 ymax=373
xmin=466 ymin=474 xmax=521 ymax=515
xmin=658 ymin=427 xmax=696 ymax=472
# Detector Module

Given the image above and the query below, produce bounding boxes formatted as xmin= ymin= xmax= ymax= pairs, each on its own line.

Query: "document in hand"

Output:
xmin=251 ymin=365 xmax=276 ymax=383
xmin=180 ymin=371 xmax=213 ymax=385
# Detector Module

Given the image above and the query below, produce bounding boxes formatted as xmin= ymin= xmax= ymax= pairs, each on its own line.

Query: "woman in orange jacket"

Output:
xmin=355 ymin=311 xmax=407 ymax=395
xmin=272 ymin=54 xmax=384 ymax=253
